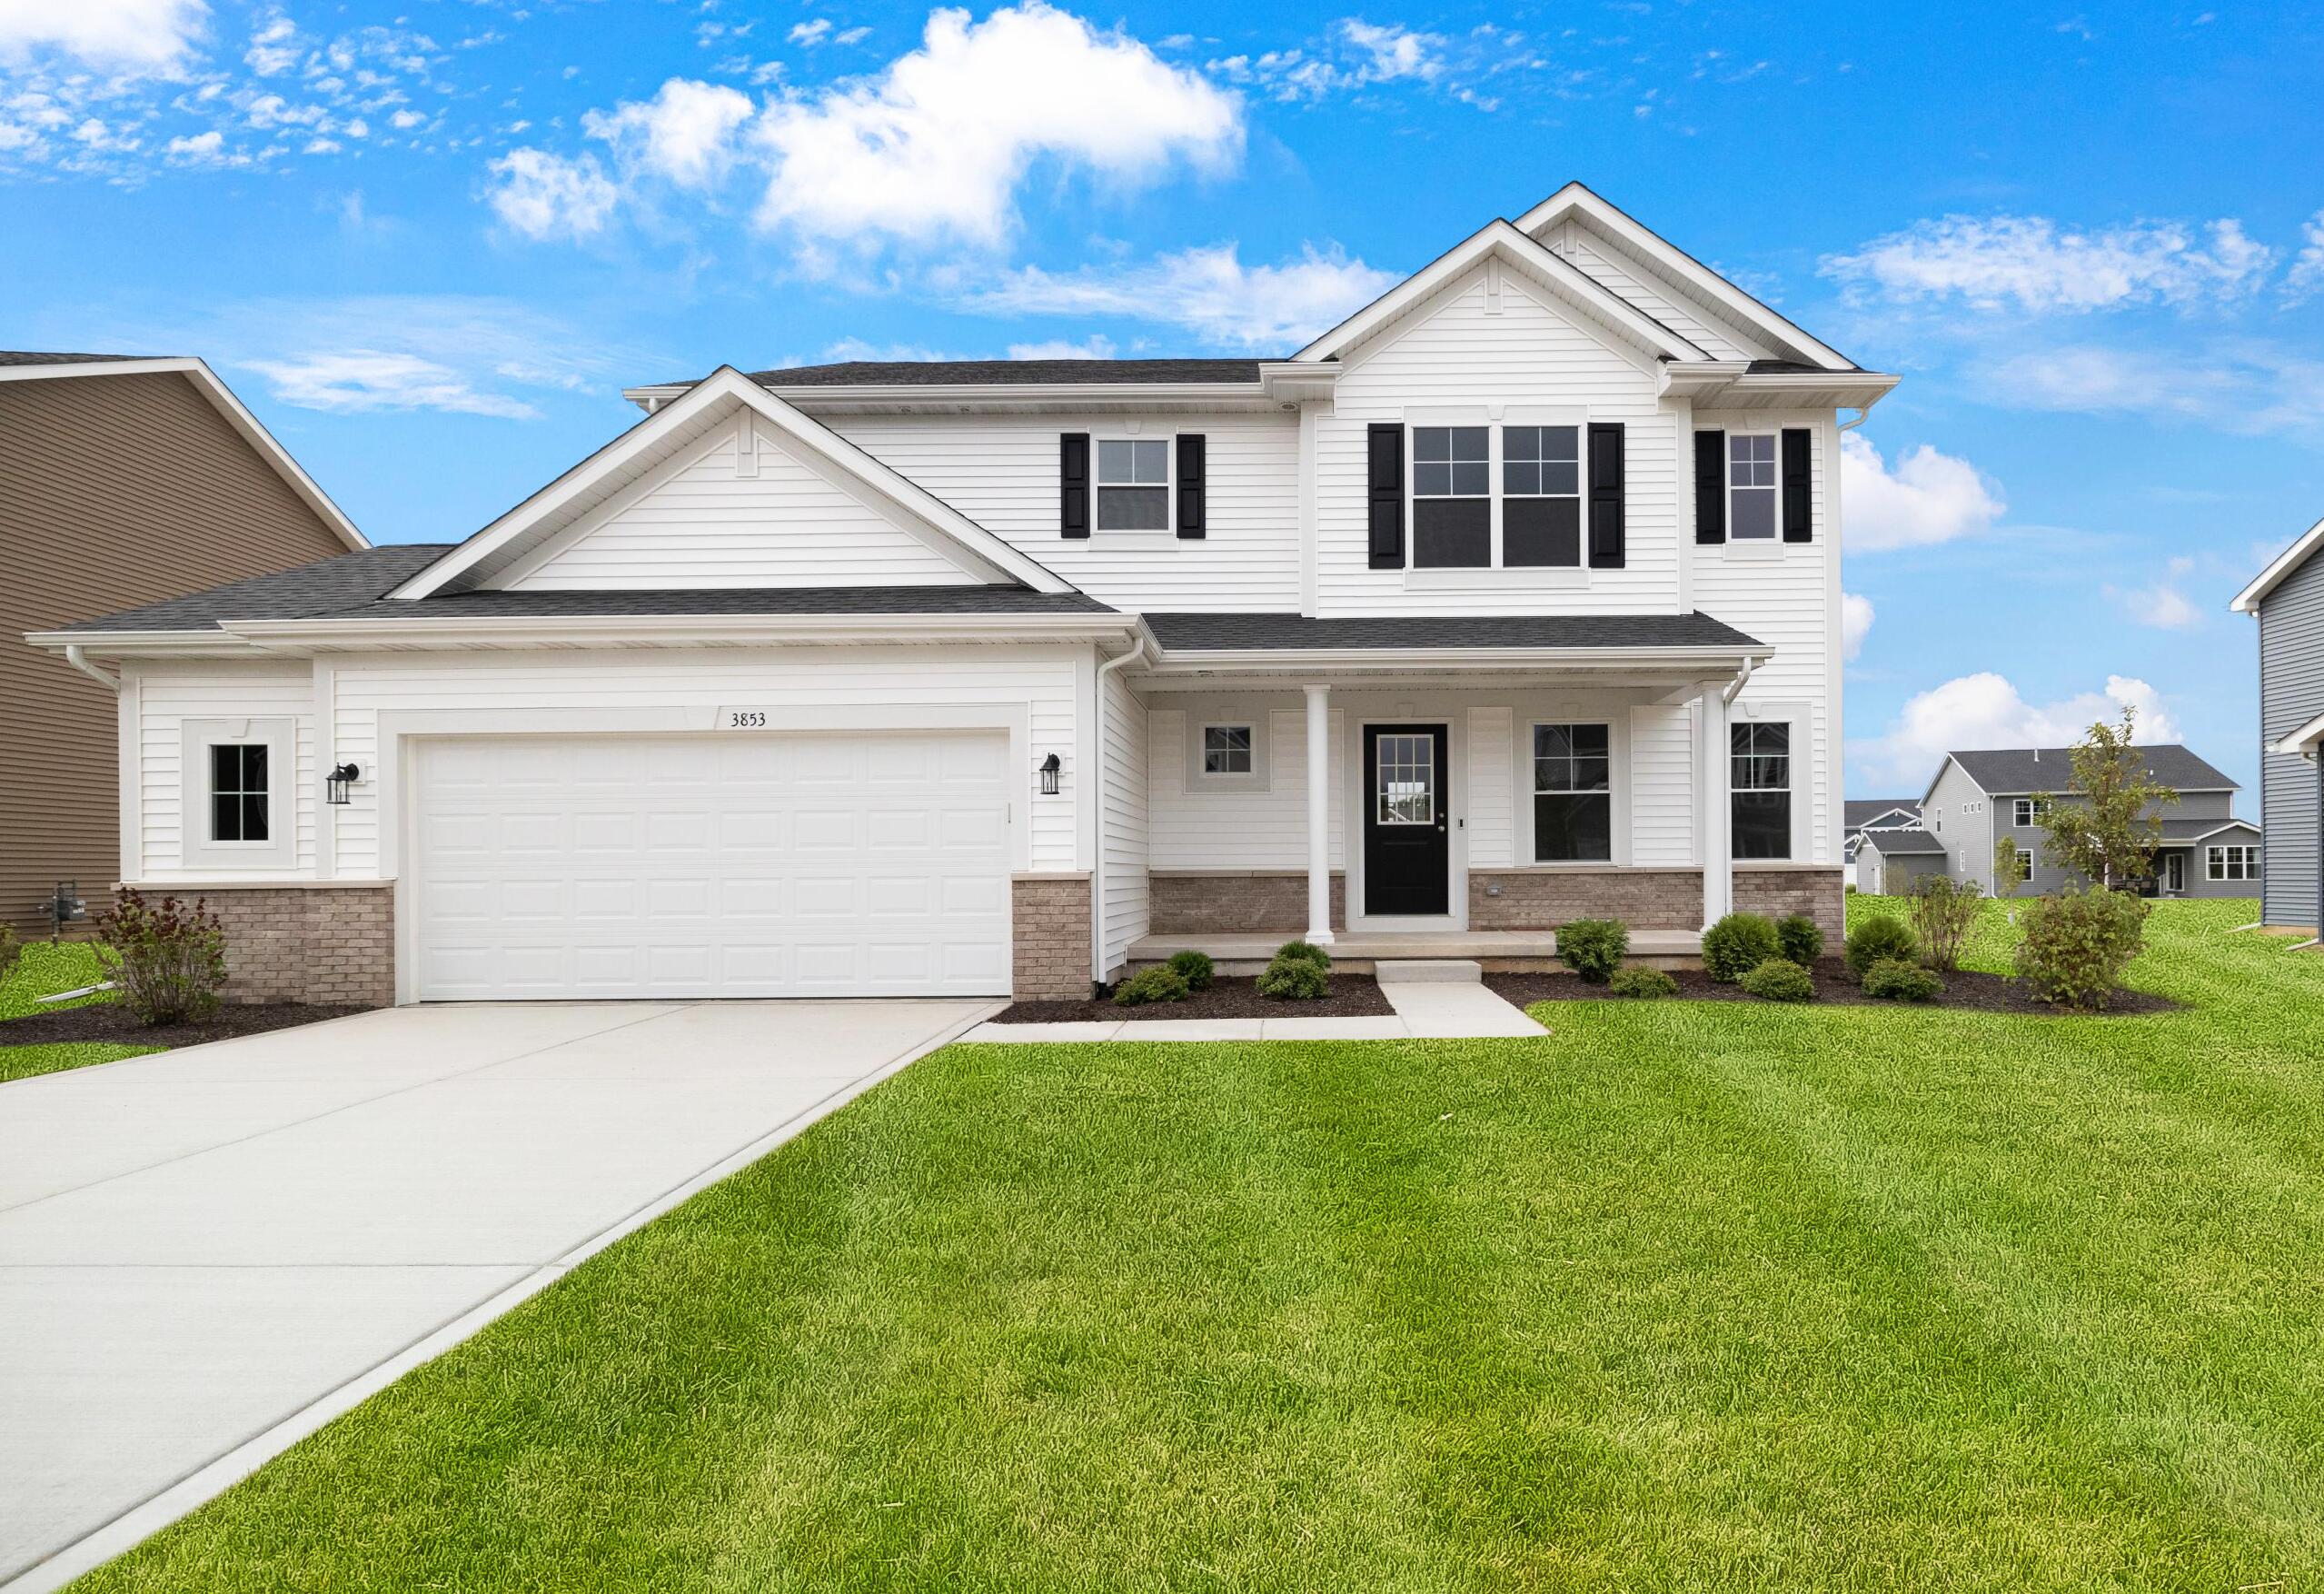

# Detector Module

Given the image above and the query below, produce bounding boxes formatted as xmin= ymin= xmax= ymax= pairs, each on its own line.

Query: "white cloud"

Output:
xmin=1841 ymin=592 xmax=1873 ymax=662
xmin=1008 ymin=334 xmax=1117 ymax=359
xmin=243 ymin=351 xmax=541 ymax=418
xmin=2283 ymin=209 xmax=2324 ymax=304
xmin=1337 ymin=19 xmax=1445 ymax=83
xmin=1981 ymin=341 xmax=2324 ymax=437
xmin=750 ymin=2 xmax=1242 ymax=249
xmin=1822 ymin=214 xmax=2274 ymax=313
xmin=1852 ymin=672 xmax=2180 ymax=789
xmin=244 ymin=12 xmax=296 ymax=75
xmin=582 ymin=77 xmax=754 ymax=189
xmin=1839 ymin=431 xmax=2005 ymax=551
xmin=0 ymin=0 xmax=207 ymax=74
xmin=487 ymin=147 xmax=620 ymax=241
xmin=164 ymin=128 xmax=225 ymax=162
xmin=1208 ymin=16 xmax=1485 ymax=103
xmin=789 ymin=18 xmax=831 ymax=45
xmin=972 ymin=241 xmax=1397 ymax=350
xmin=2108 ymin=557 xmax=2202 ymax=630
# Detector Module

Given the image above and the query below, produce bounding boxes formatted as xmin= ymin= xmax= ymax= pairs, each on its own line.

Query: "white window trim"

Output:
xmin=1194 ymin=720 xmax=1266 ymax=790
xmin=2208 ymin=843 xmax=2259 ymax=882
xmin=2013 ymin=797 xmax=2035 ymax=827
xmin=1526 ymin=719 xmax=1616 ymax=865
xmin=1403 ymin=408 xmax=1593 ymax=584
xmin=1177 ymin=703 xmax=1272 ymax=793
xmin=1727 ymin=702 xmax=1807 ymax=863
xmin=180 ymin=716 xmax=296 ymax=870
xmin=1092 ymin=431 xmax=1176 ymax=534
xmin=1724 ymin=428 xmax=1783 ymax=548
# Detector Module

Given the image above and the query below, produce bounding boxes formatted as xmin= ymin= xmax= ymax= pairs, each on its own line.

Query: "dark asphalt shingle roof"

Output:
xmin=323 ymin=586 xmax=1116 ymax=621
xmin=1947 ymin=744 xmax=2238 ymax=794
xmin=54 ymin=545 xmax=453 ymax=633
xmin=1861 ymin=828 xmax=1948 ymax=856
xmin=0 ymin=350 xmax=150 ymax=367
xmin=1845 ymin=799 xmax=1922 ymax=828
xmin=736 ymin=359 xmax=1274 ymax=388
xmin=1141 ymin=611 xmax=1763 ymax=653
xmin=2158 ymin=816 xmax=2262 ymax=841
xmin=55 ymin=545 xmax=1116 ymax=633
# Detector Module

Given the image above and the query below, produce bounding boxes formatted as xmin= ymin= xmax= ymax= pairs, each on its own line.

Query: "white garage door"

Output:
xmin=412 ymin=732 xmax=1011 ymax=1000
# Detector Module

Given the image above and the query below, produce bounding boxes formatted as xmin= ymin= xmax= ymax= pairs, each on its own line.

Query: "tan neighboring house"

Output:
xmin=1 ymin=352 xmax=365 ymax=938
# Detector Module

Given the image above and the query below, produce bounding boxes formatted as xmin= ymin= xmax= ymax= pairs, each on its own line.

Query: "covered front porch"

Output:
xmin=1111 ymin=612 xmax=1842 ymax=982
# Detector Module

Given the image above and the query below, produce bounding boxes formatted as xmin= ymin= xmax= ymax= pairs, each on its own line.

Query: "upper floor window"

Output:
xmin=1503 ymin=425 xmax=1582 ymax=568
xmin=1731 ymin=722 xmax=1792 ymax=860
xmin=1096 ymin=439 xmax=1170 ymax=531
xmin=2011 ymin=797 xmax=2052 ymax=828
xmin=1729 ymin=433 xmax=1778 ymax=540
xmin=1533 ymin=722 xmax=1611 ymax=862
xmin=210 ymin=744 xmax=271 ymax=843
xmin=1411 ymin=425 xmax=1490 ymax=567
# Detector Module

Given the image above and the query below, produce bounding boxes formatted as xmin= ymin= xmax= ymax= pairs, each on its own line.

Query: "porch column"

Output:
xmin=1699 ymin=684 xmax=1733 ymax=928
xmin=1304 ymin=682 xmax=1335 ymax=944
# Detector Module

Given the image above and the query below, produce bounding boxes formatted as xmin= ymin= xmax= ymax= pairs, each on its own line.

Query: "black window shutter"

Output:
xmin=1176 ymin=433 xmax=1206 ymax=539
xmin=1694 ymin=429 xmax=1726 ymax=543
xmin=1586 ymin=422 xmax=1625 ymax=570
xmin=1781 ymin=427 xmax=1813 ymax=543
xmin=1366 ymin=423 xmax=1404 ymax=569
xmin=1059 ymin=433 xmax=1089 ymax=539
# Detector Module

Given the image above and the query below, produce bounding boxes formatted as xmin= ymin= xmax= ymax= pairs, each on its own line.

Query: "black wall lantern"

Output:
xmin=325 ymin=762 xmax=362 ymax=806
xmin=1038 ymin=752 xmax=1061 ymax=796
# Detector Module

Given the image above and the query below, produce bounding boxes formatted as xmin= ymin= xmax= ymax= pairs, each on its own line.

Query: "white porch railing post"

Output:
xmin=1700 ymin=685 xmax=1733 ymax=928
xmin=1304 ymin=682 xmax=1335 ymax=945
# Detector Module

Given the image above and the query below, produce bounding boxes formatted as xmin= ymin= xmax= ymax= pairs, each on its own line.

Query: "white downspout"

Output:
xmin=64 ymin=644 xmax=120 ymax=692
xmin=1722 ymin=654 xmax=1757 ymax=704
xmin=1089 ymin=633 xmax=1148 ymax=991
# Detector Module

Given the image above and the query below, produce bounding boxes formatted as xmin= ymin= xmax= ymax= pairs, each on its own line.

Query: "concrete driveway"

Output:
xmin=0 ymin=999 xmax=992 ymax=1590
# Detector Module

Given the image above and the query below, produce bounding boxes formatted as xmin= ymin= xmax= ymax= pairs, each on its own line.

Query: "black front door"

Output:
xmin=1364 ymin=723 xmax=1450 ymax=916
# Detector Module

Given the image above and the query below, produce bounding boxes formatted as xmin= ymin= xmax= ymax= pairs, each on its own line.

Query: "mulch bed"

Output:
xmin=993 ymin=973 xmax=1395 ymax=1024
xmin=0 ymin=1000 xmax=371 ymax=1051
xmin=1485 ymin=959 xmax=2179 ymax=1016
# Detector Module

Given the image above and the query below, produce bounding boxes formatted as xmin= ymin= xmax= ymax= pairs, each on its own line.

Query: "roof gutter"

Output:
xmin=1138 ymin=642 xmax=1773 ymax=676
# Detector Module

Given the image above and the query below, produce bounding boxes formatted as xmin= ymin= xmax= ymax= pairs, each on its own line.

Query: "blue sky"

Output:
xmin=8 ymin=0 xmax=2323 ymax=801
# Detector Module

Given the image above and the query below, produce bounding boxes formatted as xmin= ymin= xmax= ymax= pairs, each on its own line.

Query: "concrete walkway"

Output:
xmin=960 ymin=978 xmax=1546 ymax=1042
xmin=0 ymin=999 xmax=992 ymax=1593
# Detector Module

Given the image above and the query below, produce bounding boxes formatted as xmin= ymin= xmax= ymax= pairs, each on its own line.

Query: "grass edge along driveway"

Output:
xmin=0 ymin=942 xmax=154 ymax=1084
xmin=68 ymin=899 xmax=2324 ymax=1592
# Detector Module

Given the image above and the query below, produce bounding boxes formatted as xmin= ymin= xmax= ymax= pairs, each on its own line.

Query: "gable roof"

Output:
xmin=390 ymin=366 xmax=1075 ymax=600
xmin=1290 ymin=217 xmax=1712 ymax=366
xmin=1931 ymin=744 xmax=2238 ymax=800
xmin=1844 ymin=799 xmax=1922 ymax=829
xmin=2232 ymin=513 xmax=2324 ymax=613
xmin=1512 ymin=183 xmax=1860 ymax=373
xmin=0 ymin=354 xmax=366 ymax=552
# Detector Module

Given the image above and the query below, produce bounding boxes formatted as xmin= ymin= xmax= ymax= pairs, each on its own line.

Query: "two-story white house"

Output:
xmin=33 ymin=184 xmax=1894 ymax=1003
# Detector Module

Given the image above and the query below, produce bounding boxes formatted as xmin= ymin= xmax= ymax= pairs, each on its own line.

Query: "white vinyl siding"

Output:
xmin=1536 ymin=216 xmax=1774 ymax=363
xmin=1099 ymin=667 xmax=1149 ymax=977
xmin=1146 ymin=703 xmax=1347 ymax=871
xmin=1465 ymin=706 xmax=1515 ymax=868
xmin=826 ymin=411 xmax=1299 ymax=612
xmin=132 ymin=665 xmax=316 ymax=878
xmin=1629 ymin=702 xmax=1696 ymax=866
xmin=508 ymin=419 xmax=977 ymax=590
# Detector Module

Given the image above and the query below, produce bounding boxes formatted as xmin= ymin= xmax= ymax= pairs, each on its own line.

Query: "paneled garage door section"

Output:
xmin=412 ymin=733 xmax=1011 ymax=999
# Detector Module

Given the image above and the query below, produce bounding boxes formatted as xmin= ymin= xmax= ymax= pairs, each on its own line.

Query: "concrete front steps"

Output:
xmin=1127 ymin=929 xmax=1703 ymax=977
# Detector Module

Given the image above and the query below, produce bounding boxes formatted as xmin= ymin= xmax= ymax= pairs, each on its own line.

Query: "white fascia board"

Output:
xmin=0 ymin=357 xmax=368 ymax=553
xmin=2232 ymin=513 xmax=2324 ymax=613
xmin=392 ymin=368 xmax=1078 ymax=600
xmin=2177 ymin=819 xmax=2262 ymax=843
xmin=215 ymin=610 xmax=1138 ymax=653
xmin=2271 ymin=710 xmax=2324 ymax=754
xmin=1290 ymin=220 xmax=1709 ymax=366
xmin=24 ymin=628 xmax=266 ymax=659
xmin=621 ymin=379 xmax=1283 ymax=413
xmin=1140 ymin=643 xmax=1770 ymax=675
xmin=1512 ymin=182 xmax=1860 ymax=373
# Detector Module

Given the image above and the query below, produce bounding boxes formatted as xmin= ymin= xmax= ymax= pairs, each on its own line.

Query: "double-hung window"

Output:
xmin=1533 ymin=723 xmax=1611 ymax=862
xmin=2209 ymin=844 xmax=2259 ymax=882
xmin=1502 ymin=425 xmax=1582 ymax=567
xmin=1411 ymin=425 xmax=1491 ymax=567
xmin=1731 ymin=722 xmax=1792 ymax=859
xmin=1729 ymin=433 xmax=1778 ymax=540
xmin=1096 ymin=439 xmax=1170 ymax=530
xmin=210 ymin=743 xmax=271 ymax=844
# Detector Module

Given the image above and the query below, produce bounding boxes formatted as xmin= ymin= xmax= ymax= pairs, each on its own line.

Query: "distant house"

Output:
xmin=1842 ymin=797 xmax=1921 ymax=891
xmin=1919 ymin=744 xmax=2260 ymax=899
xmin=1856 ymin=825 xmax=1948 ymax=896
xmin=0 ymin=354 xmax=364 ymax=938
xmin=2232 ymin=517 xmax=2323 ymax=932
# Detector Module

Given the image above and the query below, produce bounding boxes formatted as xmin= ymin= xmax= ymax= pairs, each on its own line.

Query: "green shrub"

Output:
xmin=1909 ymin=874 xmax=1983 ymax=971
xmin=1555 ymin=917 xmax=1629 ymax=983
xmin=1862 ymin=959 xmax=1943 ymax=1001
xmin=1165 ymin=949 xmax=1215 ymax=991
xmin=94 ymin=888 xmax=226 ymax=1026
xmin=1256 ymin=953 xmax=1329 ymax=1001
xmin=1737 ymin=957 xmax=1815 ymax=1002
xmin=1112 ymin=966 xmax=1189 ymax=1007
xmin=1776 ymin=913 xmax=1824 ymax=967
xmin=1607 ymin=965 xmax=1679 ymax=999
xmin=1844 ymin=914 xmax=1923 ymax=980
xmin=1702 ymin=912 xmax=1780 ymax=982
xmin=2015 ymin=886 xmax=2147 ymax=1010
xmin=1275 ymin=939 xmax=1333 ymax=970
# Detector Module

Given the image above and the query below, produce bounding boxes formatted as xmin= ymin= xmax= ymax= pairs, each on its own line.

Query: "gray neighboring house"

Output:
xmin=2232 ymin=515 xmax=2324 ymax=931
xmin=1920 ymin=744 xmax=2260 ymax=900
xmin=1842 ymin=797 xmax=1922 ymax=892
xmin=1857 ymin=825 xmax=1948 ymax=895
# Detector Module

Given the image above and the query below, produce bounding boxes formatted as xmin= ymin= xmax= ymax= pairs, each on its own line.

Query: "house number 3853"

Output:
xmin=726 ymin=711 xmax=767 ymax=729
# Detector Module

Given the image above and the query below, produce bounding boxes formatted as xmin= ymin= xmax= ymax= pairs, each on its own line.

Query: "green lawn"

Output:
xmin=0 ymin=941 xmax=154 ymax=1084
xmin=74 ymin=899 xmax=2324 ymax=1591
